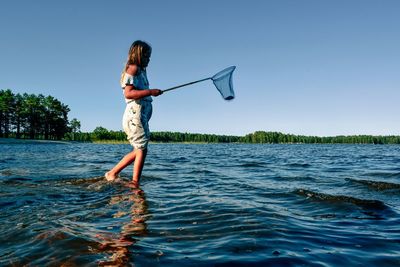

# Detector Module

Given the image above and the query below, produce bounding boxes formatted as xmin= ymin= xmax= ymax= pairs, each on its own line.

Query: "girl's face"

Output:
xmin=141 ymin=49 xmax=151 ymax=68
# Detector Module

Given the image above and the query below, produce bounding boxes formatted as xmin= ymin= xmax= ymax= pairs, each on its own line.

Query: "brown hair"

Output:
xmin=120 ymin=40 xmax=152 ymax=86
xmin=125 ymin=40 xmax=152 ymax=70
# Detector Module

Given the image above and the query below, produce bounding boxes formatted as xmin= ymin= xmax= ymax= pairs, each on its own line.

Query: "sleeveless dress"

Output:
xmin=120 ymin=69 xmax=153 ymax=150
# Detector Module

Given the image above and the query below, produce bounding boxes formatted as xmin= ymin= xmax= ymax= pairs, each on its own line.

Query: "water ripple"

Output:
xmin=1 ymin=142 xmax=400 ymax=266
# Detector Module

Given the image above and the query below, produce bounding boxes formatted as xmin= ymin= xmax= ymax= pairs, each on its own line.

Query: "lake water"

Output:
xmin=1 ymin=140 xmax=400 ymax=266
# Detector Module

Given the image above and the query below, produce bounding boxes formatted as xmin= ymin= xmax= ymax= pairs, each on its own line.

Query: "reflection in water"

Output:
xmin=98 ymin=188 xmax=149 ymax=266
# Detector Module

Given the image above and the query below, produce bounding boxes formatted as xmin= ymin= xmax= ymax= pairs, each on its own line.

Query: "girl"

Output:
xmin=105 ymin=40 xmax=162 ymax=187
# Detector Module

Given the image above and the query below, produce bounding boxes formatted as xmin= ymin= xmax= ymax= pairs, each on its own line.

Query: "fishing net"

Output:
xmin=211 ymin=66 xmax=236 ymax=100
xmin=163 ymin=65 xmax=236 ymax=101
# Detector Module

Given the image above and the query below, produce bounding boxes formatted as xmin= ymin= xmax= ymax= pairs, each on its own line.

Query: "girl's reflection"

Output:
xmin=99 ymin=188 xmax=149 ymax=266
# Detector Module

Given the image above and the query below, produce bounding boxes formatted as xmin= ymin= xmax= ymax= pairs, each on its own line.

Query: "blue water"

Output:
xmin=1 ymin=140 xmax=400 ymax=266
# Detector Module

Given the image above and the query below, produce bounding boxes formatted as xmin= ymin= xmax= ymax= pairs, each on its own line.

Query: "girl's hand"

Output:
xmin=150 ymin=89 xmax=163 ymax=96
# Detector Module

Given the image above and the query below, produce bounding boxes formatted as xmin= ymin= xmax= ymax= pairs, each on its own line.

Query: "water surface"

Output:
xmin=1 ymin=140 xmax=400 ymax=266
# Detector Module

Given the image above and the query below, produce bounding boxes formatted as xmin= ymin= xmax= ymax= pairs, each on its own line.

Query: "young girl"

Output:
xmin=105 ymin=40 xmax=162 ymax=187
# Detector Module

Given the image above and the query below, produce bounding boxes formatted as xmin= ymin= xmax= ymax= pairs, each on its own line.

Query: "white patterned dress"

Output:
xmin=120 ymin=69 xmax=153 ymax=150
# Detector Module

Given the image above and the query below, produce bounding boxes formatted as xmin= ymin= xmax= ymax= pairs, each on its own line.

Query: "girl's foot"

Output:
xmin=105 ymin=172 xmax=118 ymax=182
xmin=126 ymin=181 xmax=139 ymax=189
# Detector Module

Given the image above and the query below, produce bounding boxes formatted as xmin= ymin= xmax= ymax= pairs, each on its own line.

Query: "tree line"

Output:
xmin=1 ymin=88 xmax=399 ymax=144
xmin=242 ymin=131 xmax=400 ymax=144
xmin=67 ymin=128 xmax=400 ymax=144
xmin=64 ymin=127 xmax=241 ymax=143
xmin=0 ymin=89 xmax=80 ymax=140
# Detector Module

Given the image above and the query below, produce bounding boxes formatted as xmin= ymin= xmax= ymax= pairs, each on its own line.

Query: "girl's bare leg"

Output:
xmin=105 ymin=150 xmax=137 ymax=181
xmin=131 ymin=149 xmax=147 ymax=187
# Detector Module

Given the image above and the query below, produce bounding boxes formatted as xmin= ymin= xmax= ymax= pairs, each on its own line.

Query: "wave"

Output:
xmin=0 ymin=201 xmax=16 ymax=209
xmin=284 ymin=163 xmax=311 ymax=168
xmin=188 ymin=169 xmax=217 ymax=175
xmin=239 ymin=162 xmax=266 ymax=168
xmin=346 ymin=178 xmax=400 ymax=191
xmin=293 ymin=189 xmax=388 ymax=210
xmin=58 ymin=176 xmax=105 ymax=185
xmin=2 ymin=177 xmax=32 ymax=182
xmin=0 ymin=168 xmax=30 ymax=177
xmin=0 ymin=157 xmax=16 ymax=163
xmin=366 ymin=171 xmax=400 ymax=178
xmin=171 ymin=157 xmax=190 ymax=163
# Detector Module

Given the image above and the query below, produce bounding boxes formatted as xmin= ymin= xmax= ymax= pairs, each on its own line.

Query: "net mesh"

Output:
xmin=211 ymin=66 xmax=236 ymax=100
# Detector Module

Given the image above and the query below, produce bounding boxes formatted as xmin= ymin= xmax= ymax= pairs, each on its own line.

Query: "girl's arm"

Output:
xmin=123 ymin=65 xmax=162 ymax=99
xmin=124 ymin=86 xmax=162 ymax=100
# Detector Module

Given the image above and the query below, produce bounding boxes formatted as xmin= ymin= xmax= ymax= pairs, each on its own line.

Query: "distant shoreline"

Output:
xmin=0 ymin=138 xmax=70 ymax=144
xmin=2 ymin=129 xmax=400 ymax=145
xmin=2 ymin=136 xmax=400 ymax=145
xmin=63 ymin=130 xmax=400 ymax=145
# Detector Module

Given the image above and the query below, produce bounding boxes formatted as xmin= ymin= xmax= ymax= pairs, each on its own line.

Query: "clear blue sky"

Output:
xmin=1 ymin=0 xmax=399 ymax=136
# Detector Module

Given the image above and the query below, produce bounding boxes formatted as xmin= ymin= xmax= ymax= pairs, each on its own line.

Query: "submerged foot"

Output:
xmin=126 ymin=181 xmax=139 ymax=189
xmin=104 ymin=172 xmax=118 ymax=182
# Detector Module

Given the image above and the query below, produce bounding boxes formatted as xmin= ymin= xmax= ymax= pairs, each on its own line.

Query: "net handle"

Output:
xmin=162 ymin=77 xmax=211 ymax=93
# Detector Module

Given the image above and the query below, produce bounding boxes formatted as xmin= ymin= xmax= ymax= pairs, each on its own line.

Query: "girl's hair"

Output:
xmin=121 ymin=40 xmax=152 ymax=86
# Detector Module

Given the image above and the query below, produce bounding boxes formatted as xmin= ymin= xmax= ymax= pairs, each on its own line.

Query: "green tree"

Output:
xmin=92 ymin=126 xmax=111 ymax=140
xmin=13 ymin=93 xmax=26 ymax=139
xmin=24 ymin=94 xmax=42 ymax=139
xmin=0 ymin=90 xmax=74 ymax=140
xmin=0 ymin=89 xmax=15 ymax=138
xmin=70 ymin=118 xmax=81 ymax=133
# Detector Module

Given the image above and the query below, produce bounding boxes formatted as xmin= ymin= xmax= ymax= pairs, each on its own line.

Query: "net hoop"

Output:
xmin=212 ymin=66 xmax=236 ymax=100
xmin=212 ymin=66 xmax=236 ymax=81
